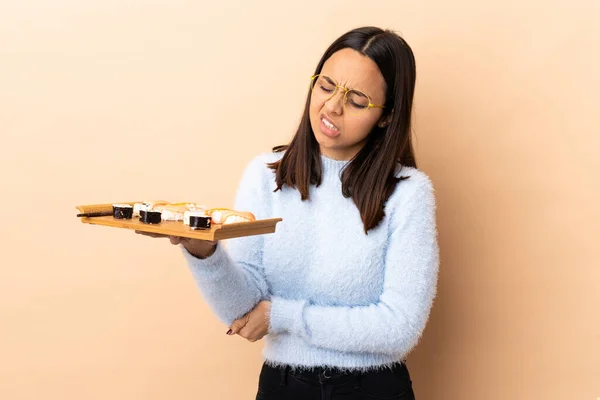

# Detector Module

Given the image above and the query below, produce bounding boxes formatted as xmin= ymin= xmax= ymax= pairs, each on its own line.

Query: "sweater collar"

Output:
xmin=320 ymin=154 xmax=349 ymax=184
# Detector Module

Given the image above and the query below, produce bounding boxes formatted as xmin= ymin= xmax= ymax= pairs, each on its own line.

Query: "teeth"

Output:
xmin=321 ymin=118 xmax=338 ymax=131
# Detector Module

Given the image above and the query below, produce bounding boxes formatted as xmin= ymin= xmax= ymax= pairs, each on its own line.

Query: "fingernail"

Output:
xmin=226 ymin=329 xmax=232 ymax=335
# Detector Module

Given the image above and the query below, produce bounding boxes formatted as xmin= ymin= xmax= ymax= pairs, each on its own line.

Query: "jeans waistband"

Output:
xmin=278 ymin=361 xmax=406 ymax=383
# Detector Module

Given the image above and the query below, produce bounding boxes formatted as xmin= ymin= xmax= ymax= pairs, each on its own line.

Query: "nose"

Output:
xmin=324 ymin=89 xmax=344 ymax=115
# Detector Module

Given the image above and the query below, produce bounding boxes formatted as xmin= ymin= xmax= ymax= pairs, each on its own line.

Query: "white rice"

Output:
xmin=184 ymin=210 xmax=208 ymax=225
xmin=223 ymin=215 xmax=249 ymax=224
xmin=161 ymin=209 xmax=184 ymax=221
xmin=133 ymin=202 xmax=152 ymax=217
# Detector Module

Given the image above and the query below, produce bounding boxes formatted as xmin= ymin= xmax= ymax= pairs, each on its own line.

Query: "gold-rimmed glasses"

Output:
xmin=309 ymin=74 xmax=385 ymax=114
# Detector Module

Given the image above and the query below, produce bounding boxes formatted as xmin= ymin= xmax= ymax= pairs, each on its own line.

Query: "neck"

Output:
xmin=319 ymin=142 xmax=365 ymax=161
xmin=320 ymin=150 xmax=350 ymax=161
xmin=319 ymin=153 xmax=349 ymax=184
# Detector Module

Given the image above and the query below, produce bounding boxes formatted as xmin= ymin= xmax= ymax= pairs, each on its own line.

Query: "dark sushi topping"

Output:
xmin=113 ymin=205 xmax=134 ymax=219
xmin=189 ymin=215 xmax=211 ymax=230
xmin=139 ymin=210 xmax=162 ymax=224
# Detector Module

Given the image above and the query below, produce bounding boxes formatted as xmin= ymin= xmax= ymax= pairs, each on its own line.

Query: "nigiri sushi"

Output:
xmin=206 ymin=208 xmax=255 ymax=224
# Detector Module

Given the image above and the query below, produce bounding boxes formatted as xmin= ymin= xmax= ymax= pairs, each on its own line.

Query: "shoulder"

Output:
xmin=240 ymin=151 xmax=283 ymax=176
xmin=394 ymin=164 xmax=435 ymax=196
xmin=234 ymin=151 xmax=284 ymax=209
xmin=237 ymin=150 xmax=284 ymax=189
xmin=248 ymin=150 xmax=285 ymax=169
xmin=386 ymin=164 xmax=436 ymax=223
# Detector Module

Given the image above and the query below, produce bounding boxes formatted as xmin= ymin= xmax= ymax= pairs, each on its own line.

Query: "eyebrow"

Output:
xmin=342 ymin=82 xmax=370 ymax=98
xmin=322 ymin=74 xmax=374 ymax=99
xmin=323 ymin=76 xmax=336 ymax=86
xmin=335 ymin=76 xmax=370 ymax=97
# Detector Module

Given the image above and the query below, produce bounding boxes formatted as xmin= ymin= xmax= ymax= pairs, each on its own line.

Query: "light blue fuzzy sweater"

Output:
xmin=181 ymin=151 xmax=439 ymax=371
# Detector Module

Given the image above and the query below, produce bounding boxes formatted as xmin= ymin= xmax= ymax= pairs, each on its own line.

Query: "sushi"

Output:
xmin=207 ymin=208 xmax=255 ymax=224
xmin=133 ymin=202 xmax=153 ymax=217
xmin=131 ymin=202 xmax=255 ymax=225
xmin=139 ymin=210 xmax=162 ymax=224
xmin=132 ymin=201 xmax=205 ymax=221
xmin=112 ymin=204 xmax=133 ymax=219
xmin=154 ymin=203 xmax=201 ymax=221
xmin=183 ymin=211 xmax=211 ymax=230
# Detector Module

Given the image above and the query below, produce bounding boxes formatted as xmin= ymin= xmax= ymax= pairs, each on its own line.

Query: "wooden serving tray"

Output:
xmin=76 ymin=202 xmax=282 ymax=241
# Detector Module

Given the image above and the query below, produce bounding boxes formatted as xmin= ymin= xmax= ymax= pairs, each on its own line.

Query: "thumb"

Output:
xmin=169 ymin=236 xmax=182 ymax=245
xmin=227 ymin=317 xmax=247 ymax=335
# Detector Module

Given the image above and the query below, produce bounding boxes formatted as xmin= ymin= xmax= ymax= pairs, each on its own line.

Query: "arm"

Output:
xmin=268 ymin=179 xmax=439 ymax=354
xmin=182 ymin=156 xmax=271 ymax=325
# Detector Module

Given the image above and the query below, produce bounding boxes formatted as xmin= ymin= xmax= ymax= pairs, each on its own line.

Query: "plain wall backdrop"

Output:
xmin=1 ymin=1 xmax=598 ymax=399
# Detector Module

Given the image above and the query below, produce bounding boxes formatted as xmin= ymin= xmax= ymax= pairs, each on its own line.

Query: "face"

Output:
xmin=310 ymin=48 xmax=388 ymax=161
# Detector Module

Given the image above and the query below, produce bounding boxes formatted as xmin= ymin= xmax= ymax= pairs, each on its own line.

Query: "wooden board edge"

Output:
xmin=213 ymin=218 xmax=282 ymax=240
xmin=79 ymin=217 xmax=282 ymax=241
xmin=76 ymin=202 xmax=142 ymax=214
xmin=80 ymin=218 xmax=218 ymax=240
xmin=213 ymin=226 xmax=278 ymax=240
xmin=215 ymin=218 xmax=283 ymax=230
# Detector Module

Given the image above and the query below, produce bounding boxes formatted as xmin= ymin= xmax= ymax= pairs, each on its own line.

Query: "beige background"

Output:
xmin=1 ymin=1 xmax=598 ymax=399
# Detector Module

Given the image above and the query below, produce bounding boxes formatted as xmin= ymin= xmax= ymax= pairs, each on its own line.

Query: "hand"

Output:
xmin=135 ymin=231 xmax=217 ymax=259
xmin=227 ymin=300 xmax=271 ymax=342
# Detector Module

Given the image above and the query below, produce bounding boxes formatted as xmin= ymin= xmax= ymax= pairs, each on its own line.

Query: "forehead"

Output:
xmin=320 ymin=48 xmax=386 ymax=96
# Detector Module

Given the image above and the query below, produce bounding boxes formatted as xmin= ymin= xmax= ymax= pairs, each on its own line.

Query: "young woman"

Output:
xmin=142 ymin=26 xmax=439 ymax=400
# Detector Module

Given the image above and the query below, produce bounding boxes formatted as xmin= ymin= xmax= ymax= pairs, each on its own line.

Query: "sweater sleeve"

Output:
xmin=181 ymin=155 xmax=272 ymax=325
xmin=268 ymin=178 xmax=439 ymax=355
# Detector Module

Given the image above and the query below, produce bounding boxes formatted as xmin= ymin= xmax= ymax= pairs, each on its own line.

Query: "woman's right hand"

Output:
xmin=135 ymin=231 xmax=218 ymax=259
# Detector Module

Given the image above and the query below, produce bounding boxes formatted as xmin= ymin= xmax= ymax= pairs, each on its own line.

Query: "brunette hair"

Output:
xmin=268 ymin=26 xmax=417 ymax=233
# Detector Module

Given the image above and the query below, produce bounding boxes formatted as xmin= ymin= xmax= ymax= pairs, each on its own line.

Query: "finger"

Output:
xmin=169 ymin=236 xmax=181 ymax=245
xmin=238 ymin=325 xmax=251 ymax=340
xmin=228 ymin=319 xmax=245 ymax=335
xmin=238 ymin=325 xmax=258 ymax=342
xmin=228 ymin=318 xmax=247 ymax=336
xmin=234 ymin=314 xmax=252 ymax=338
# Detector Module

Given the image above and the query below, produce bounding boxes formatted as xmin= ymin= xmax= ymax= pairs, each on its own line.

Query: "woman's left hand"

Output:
xmin=228 ymin=300 xmax=271 ymax=342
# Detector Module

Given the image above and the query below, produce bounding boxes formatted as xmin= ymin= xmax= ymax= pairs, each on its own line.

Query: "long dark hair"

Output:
xmin=268 ymin=26 xmax=417 ymax=233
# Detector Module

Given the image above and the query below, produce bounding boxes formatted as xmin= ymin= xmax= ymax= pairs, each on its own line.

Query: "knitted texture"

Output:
xmin=182 ymin=151 xmax=439 ymax=371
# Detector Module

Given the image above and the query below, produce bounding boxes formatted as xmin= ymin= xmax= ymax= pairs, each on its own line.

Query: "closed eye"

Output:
xmin=319 ymin=85 xmax=335 ymax=93
xmin=348 ymin=98 xmax=368 ymax=109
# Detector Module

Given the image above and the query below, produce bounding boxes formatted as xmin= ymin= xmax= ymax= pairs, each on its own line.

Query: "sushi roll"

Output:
xmin=139 ymin=210 xmax=162 ymax=224
xmin=183 ymin=210 xmax=211 ymax=230
xmin=112 ymin=204 xmax=133 ymax=219
xmin=133 ymin=202 xmax=152 ymax=217
xmin=190 ymin=215 xmax=211 ymax=230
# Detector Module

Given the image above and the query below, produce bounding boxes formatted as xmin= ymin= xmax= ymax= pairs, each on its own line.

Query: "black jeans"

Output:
xmin=255 ymin=361 xmax=415 ymax=400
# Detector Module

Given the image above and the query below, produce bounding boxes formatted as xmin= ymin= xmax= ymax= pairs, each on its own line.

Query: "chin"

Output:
xmin=313 ymin=130 xmax=336 ymax=148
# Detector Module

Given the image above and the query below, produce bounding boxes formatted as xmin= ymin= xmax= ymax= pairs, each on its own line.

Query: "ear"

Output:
xmin=377 ymin=109 xmax=394 ymax=128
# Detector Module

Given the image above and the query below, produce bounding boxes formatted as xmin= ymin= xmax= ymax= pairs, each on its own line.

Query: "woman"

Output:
xmin=143 ymin=26 xmax=439 ymax=400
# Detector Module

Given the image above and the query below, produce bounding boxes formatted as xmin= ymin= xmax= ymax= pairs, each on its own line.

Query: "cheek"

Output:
xmin=346 ymin=116 xmax=379 ymax=139
xmin=309 ymin=98 xmax=322 ymax=118
xmin=309 ymin=99 xmax=326 ymax=132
